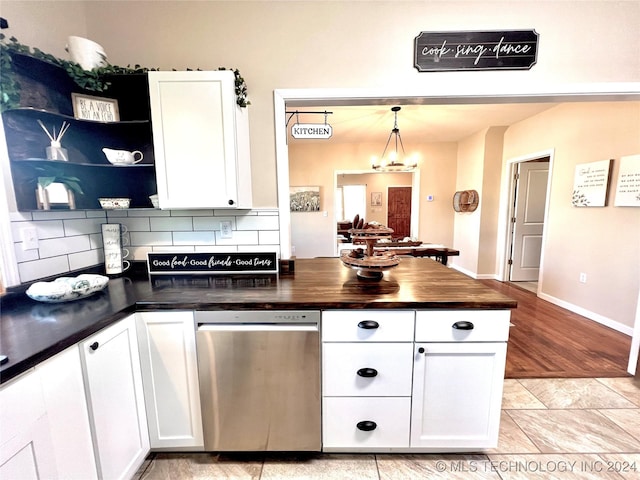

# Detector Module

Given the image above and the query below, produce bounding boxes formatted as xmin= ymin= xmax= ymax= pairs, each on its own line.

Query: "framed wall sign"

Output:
xmin=414 ymin=30 xmax=539 ymax=72
xmin=572 ymin=159 xmax=613 ymax=207
xmin=614 ymin=154 xmax=640 ymax=207
xmin=147 ymin=252 xmax=278 ymax=275
xmin=371 ymin=192 xmax=382 ymax=206
xmin=71 ymin=93 xmax=120 ymax=122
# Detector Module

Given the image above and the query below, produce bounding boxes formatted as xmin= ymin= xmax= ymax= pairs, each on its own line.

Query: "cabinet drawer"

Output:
xmin=0 ymin=369 xmax=45 ymax=445
xmin=323 ymin=397 xmax=410 ymax=449
xmin=322 ymin=310 xmax=414 ymax=342
xmin=415 ymin=310 xmax=511 ymax=342
xmin=323 ymin=343 xmax=413 ymax=397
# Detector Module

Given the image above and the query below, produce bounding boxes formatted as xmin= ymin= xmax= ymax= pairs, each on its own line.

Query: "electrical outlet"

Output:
xmin=579 ymin=273 xmax=587 ymax=283
xmin=20 ymin=227 xmax=39 ymax=250
xmin=220 ymin=221 xmax=233 ymax=239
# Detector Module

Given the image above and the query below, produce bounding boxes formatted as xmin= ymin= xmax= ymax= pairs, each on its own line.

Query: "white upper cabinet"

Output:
xmin=148 ymin=70 xmax=252 ymax=209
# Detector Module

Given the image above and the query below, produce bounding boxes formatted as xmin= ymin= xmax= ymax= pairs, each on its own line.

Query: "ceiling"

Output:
xmin=286 ymin=103 xmax=558 ymax=144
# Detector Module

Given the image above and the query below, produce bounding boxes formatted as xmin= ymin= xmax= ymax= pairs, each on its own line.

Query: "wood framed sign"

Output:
xmin=414 ymin=30 xmax=538 ymax=71
xmin=147 ymin=252 xmax=278 ymax=275
xmin=71 ymin=93 xmax=120 ymax=122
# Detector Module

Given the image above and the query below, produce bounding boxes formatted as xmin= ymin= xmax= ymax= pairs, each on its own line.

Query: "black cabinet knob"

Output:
xmin=418 ymin=347 xmax=425 ymax=354
xmin=452 ymin=321 xmax=474 ymax=330
xmin=356 ymin=421 xmax=377 ymax=431
xmin=356 ymin=367 xmax=378 ymax=378
xmin=228 ymin=199 xmax=235 ymax=205
xmin=357 ymin=320 xmax=379 ymax=329
xmin=89 ymin=342 xmax=99 ymax=351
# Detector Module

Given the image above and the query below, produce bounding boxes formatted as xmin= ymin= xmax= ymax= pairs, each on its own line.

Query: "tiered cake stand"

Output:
xmin=340 ymin=228 xmax=400 ymax=280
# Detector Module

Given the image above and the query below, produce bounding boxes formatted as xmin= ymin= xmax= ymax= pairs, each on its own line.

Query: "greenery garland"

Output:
xmin=0 ymin=34 xmax=250 ymax=110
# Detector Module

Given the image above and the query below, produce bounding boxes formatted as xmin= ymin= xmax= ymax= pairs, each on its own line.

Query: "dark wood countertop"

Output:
xmin=0 ymin=258 xmax=516 ymax=384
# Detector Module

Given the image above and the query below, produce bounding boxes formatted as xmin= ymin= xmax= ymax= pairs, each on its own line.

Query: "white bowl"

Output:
xmin=26 ymin=274 xmax=109 ymax=303
xmin=99 ymin=197 xmax=130 ymax=209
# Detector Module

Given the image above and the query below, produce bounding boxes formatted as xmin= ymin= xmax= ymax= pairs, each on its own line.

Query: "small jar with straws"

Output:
xmin=38 ymin=119 xmax=70 ymax=161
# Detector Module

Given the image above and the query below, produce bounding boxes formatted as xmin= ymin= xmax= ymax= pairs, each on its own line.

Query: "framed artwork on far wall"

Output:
xmin=371 ymin=191 xmax=382 ymax=206
xmin=290 ymin=186 xmax=320 ymax=212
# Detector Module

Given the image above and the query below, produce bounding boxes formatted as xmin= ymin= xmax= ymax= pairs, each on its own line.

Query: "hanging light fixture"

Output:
xmin=371 ymin=106 xmax=419 ymax=171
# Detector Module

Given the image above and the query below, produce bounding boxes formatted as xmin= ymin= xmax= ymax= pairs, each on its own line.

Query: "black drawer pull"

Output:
xmin=356 ymin=421 xmax=377 ymax=431
xmin=452 ymin=321 xmax=474 ymax=330
xmin=89 ymin=342 xmax=99 ymax=351
xmin=418 ymin=347 xmax=425 ymax=354
xmin=357 ymin=320 xmax=379 ymax=329
xmin=357 ymin=368 xmax=378 ymax=378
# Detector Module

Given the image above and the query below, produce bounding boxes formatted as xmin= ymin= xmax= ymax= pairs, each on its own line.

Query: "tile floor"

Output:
xmin=136 ymin=377 xmax=640 ymax=479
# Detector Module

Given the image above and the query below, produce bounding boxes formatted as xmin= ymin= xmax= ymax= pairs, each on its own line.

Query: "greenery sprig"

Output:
xmin=0 ymin=34 xmax=250 ymax=110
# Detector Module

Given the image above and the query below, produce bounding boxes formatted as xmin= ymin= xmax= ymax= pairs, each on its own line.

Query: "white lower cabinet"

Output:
xmin=136 ymin=311 xmax=204 ymax=450
xmin=0 ymin=370 xmax=57 ymax=479
xmin=37 ymin=347 xmax=98 ymax=479
xmin=410 ymin=310 xmax=511 ymax=450
xmin=322 ymin=309 xmax=511 ymax=452
xmin=410 ymin=342 xmax=507 ymax=449
xmin=80 ymin=315 xmax=150 ymax=480
xmin=322 ymin=310 xmax=415 ymax=451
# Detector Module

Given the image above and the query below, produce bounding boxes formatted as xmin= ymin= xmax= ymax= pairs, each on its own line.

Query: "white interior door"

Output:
xmin=510 ymin=160 xmax=549 ymax=281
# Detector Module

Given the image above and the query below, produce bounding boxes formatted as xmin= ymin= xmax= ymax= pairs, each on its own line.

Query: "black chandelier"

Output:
xmin=371 ymin=106 xmax=418 ymax=171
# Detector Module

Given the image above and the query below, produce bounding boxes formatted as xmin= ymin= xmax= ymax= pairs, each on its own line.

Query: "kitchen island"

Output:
xmin=1 ymin=257 xmax=516 ymax=478
xmin=1 ymin=257 xmax=515 ymax=384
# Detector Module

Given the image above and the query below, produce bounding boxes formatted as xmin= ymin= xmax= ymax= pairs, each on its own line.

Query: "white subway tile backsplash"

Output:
xmin=32 ymin=210 xmax=86 ymax=221
xmin=114 ymin=217 xmax=151 ymax=232
xmin=151 ymin=216 xmax=193 ymax=232
xmin=127 ymin=209 xmax=170 ymax=217
xmin=9 ymin=211 xmax=32 ymax=221
xmin=14 ymin=244 xmax=39 ymax=263
xmin=237 ymin=215 xmax=279 ymax=230
xmin=194 ymin=245 xmax=239 ymax=253
xmin=193 ymin=216 xmax=235 ymax=231
xmin=215 ymin=230 xmax=259 ymax=245
xmin=11 ymin=208 xmax=281 ymax=283
xmin=131 ymin=231 xmax=173 ymax=246
xmin=106 ymin=210 xmax=129 ymax=219
xmin=69 ymin=248 xmax=102 ymax=271
xmin=237 ymin=244 xmax=281 ymax=255
xmin=173 ymin=231 xmax=216 ymax=245
xmin=63 ymin=218 xmax=105 ymax=236
xmin=170 ymin=209 xmax=215 ymax=217
xmin=85 ymin=210 xmax=107 ymax=219
xmin=39 ymin=235 xmax=91 ymax=258
xmin=18 ymin=256 xmax=70 ymax=283
xmin=258 ymin=230 xmax=281 ymax=245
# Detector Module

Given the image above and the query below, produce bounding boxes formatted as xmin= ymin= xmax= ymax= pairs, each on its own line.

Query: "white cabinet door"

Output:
xmin=38 ymin=347 xmax=98 ymax=479
xmin=136 ymin=311 xmax=204 ymax=449
xmin=0 ymin=371 xmax=57 ymax=479
xmin=148 ymin=70 xmax=252 ymax=209
xmin=80 ymin=316 xmax=150 ymax=480
xmin=411 ymin=342 xmax=507 ymax=449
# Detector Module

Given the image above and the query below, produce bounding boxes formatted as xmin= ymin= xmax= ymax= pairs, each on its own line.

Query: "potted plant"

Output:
xmin=33 ymin=165 xmax=83 ymax=210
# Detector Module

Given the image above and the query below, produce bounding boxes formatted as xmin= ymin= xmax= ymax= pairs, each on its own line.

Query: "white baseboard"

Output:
xmin=450 ymin=264 xmax=496 ymax=280
xmin=538 ymin=292 xmax=633 ymax=336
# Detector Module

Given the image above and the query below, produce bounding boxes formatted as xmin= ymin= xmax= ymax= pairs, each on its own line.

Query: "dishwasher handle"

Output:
xmin=197 ymin=323 xmax=318 ymax=332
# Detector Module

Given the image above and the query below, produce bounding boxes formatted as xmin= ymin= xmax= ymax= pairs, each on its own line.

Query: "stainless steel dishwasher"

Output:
xmin=195 ymin=310 xmax=321 ymax=451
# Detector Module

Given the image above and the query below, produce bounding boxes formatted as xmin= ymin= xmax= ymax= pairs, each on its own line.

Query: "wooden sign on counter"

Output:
xmin=147 ymin=252 xmax=278 ymax=275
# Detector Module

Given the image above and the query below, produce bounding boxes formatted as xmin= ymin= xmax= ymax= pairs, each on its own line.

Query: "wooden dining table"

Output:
xmin=341 ymin=243 xmax=460 ymax=266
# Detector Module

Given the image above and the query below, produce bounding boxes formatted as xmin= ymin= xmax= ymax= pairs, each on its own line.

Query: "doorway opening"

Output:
xmin=504 ymin=151 xmax=553 ymax=295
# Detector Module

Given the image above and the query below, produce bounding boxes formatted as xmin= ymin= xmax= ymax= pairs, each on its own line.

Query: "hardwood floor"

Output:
xmin=480 ymin=280 xmax=632 ymax=379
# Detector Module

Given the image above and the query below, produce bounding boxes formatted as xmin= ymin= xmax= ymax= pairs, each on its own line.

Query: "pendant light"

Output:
xmin=371 ymin=106 xmax=418 ymax=171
